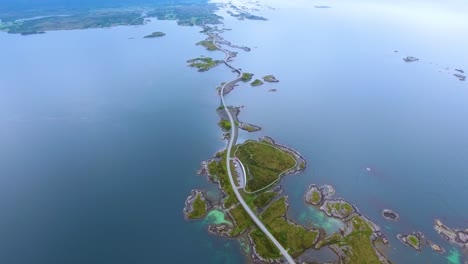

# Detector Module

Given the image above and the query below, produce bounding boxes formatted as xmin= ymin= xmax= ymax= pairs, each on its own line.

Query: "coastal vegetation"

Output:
xmin=144 ymin=31 xmax=166 ymax=38
xmin=218 ymin=120 xmax=232 ymax=131
xmin=317 ymin=215 xmax=384 ymax=263
xmin=196 ymin=40 xmax=218 ymax=51
xmin=207 ymin=158 xmax=237 ymax=208
xmin=311 ymin=191 xmax=321 ymax=204
xmin=229 ymin=205 xmax=253 ymax=236
xmin=261 ymin=197 xmax=319 ymax=257
xmin=188 ymin=193 xmax=207 ymax=219
xmin=241 ymin=73 xmax=254 ymax=82
xmin=235 ymin=141 xmax=296 ymax=192
xmin=250 ymin=228 xmax=282 ymax=259
xmin=252 ymin=191 xmax=277 ymax=209
xmin=187 ymin=57 xmax=222 ymax=72
xmin=250 ymin=79 xmax=264 ymax=86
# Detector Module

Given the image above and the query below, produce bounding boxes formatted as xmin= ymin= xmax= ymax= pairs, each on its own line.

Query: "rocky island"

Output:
xmin=382 ymin=209 xmax=400 ymax=221
xmin=241 ymin=72 xmax=254 ymax=82
xmin=434 ymin=219 xmax=468 ymax=250
xmin=262 ymin=75 xmax=279 ymax=83
xmin=143 ymin=31 xmax=166 ymax=38
xmin=397 ymin=232 xmax=423 ymax=251
xmin=184 ymin=189 xmax=208 ymax=220
xmin=251 ymin=79 xmax=264 ymax=86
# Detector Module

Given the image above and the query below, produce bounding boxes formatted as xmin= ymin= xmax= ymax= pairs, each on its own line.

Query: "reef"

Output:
xmin=434 ymin=219 xmax=468 ymax=251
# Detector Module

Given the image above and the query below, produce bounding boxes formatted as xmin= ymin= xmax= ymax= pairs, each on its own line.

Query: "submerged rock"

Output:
xmin=454 ymin=73 xmax=466 ymax=81
xmin=455 ymin=69 xmax=465 ymax=73
xmin=403 ymin=56 xmax=419 ymax=62
xmin=426 ymin=240 xmax=446 ymax=254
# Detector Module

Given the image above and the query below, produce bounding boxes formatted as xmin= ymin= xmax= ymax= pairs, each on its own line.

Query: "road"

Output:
xmin=211 ymin=32 xmax=297 ymax=264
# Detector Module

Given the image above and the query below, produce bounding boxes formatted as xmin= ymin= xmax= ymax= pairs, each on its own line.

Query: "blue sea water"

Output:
xmin=0 ymin=19 xmax=245 ymax=263
xmin=0 ymin=0 xmax=468 ymax=263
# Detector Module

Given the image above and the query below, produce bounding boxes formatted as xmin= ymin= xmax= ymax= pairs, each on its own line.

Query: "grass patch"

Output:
xmin=260 ymin=197 xmax=319 ymax=257
xmin=218 ymin=119 xmax=232 ymax=131
xmin=188 ymin=193 xmax=207 ymax=219
xmin=196 ymin=40 xmax=218 ymax=51
xmin=407 ymin=235 xmax=419 ymax=248
xmin=207 ymin=158 xmax=237 ymax=208
xmin=253 ymin=192 xmax=277 ymax=209
xmin=250 ymin=229 xmax=282 ymax=259
xmin=229 ymin=205 xmax=253 ymax=236
xmin=311 ymin=191 xmax=321 ymax=204
xmin=236 ymin=141 xmax=295 ymax=192
xmin=251 ymin=79 xmax=264 ymax=86
xmin=241 ymin=72 xmax=254 ymax=82
xmin=326 ymin=200 xmax=354 ymax=218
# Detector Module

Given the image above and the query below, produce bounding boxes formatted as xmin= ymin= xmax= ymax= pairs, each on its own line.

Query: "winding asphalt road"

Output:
xmin=210 ymin=32 xmax=296 ymax=264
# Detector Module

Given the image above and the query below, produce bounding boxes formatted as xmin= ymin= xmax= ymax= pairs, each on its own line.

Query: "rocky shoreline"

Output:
xmin=183 ymin=189 xmax=209 ymax=220
xmin=261 ymin=136 xmax=307 ymax=174
xmin=434 ymin=219 xmax=468 ymax=252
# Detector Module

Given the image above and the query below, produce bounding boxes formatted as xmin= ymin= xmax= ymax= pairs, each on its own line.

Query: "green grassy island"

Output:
xmin=250 ymin=79 xmax=264 ymax=86
xmin=196 ymin=40 xmax=218 ymax=51
xmin=235 ymin=141 xmax=296 ymax=192
xmin=188 ymin=193 xmax=207 ymax=219
xmin=143 ymin=31 xmax=166 ymax=38
xmin=241 ymin=73 xmax=254 ymax=82
xmin=187 ymin=57 xmax=222 ymax=72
